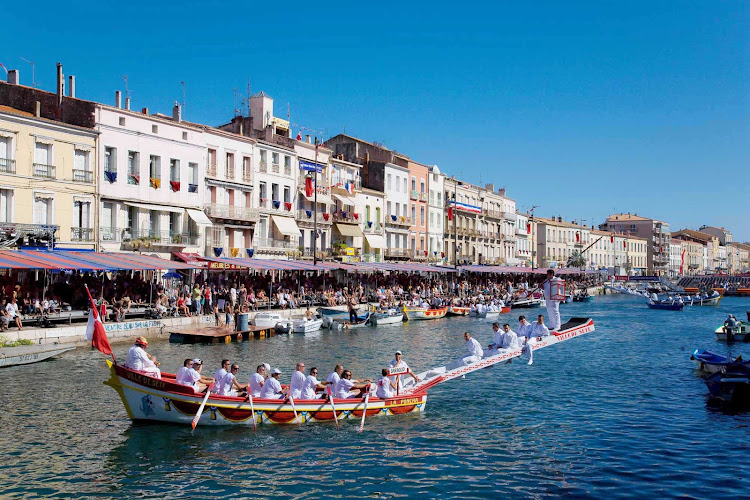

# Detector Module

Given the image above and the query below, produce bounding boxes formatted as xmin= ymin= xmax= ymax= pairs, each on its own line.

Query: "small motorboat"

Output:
xmin=714 ymin=321 xmax=750 ymax=342
xmin=447 ymin=306 xmax=470 ymax=316
xmin=318 ymin=307 xmax=350 ymax=316
xmin=691 ymin=349 xmax=744 ymax=374
xmin=370 ymin=311 xmax=404 ymax=325
xmin=510 ymin=298 xmax=543 ymax=308
xmin=292 ymin=317 xmax=323 ymax=333
xmin=332 ymin=313 xmax=371 ymax=330
xmin=647 ymin=299 xmax=684 ymax=311
xmin=572 ymin=295 xmax=594 ymax=302
xmin=704 ymin=360 xmax=750 ymax=405
xmin=0 ymin=343 xmax=76 ymax=368
xmin=253 ymin=312 xmax=290 ymax=328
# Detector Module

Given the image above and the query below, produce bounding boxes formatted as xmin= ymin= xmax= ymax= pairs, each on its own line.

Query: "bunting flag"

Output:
xmin=230 ymin=248 xmax=239 ymax=257
xmin=447 ymin=207 xmax=454 ymax=221
xmin=85 ymin=286 xmax=112 ymax=357
xmin=322 ymin=213 xmax=330 ymax=221
xmin=576 ymin=232 xmax=580 ymax=242
xmin=296 ymin=132 xmax=302 ymax=141
xmin=306 ymin=210 xmax=312 ymax=218
xmin=213 ymin=247 xmax=223 ymax=257
xmin=246 ymin=248 xmax=255 ymax=258
xmin=623 ymin=240 xmax=627 ymax=249
xmin=610 ymin=235 xmax=614 ymax=244
xmin=526 ymin=223 xmax=531 ymax=234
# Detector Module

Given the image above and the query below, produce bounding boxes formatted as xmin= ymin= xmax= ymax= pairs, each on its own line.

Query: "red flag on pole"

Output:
xmin=85 ymin=286 xmax=112 ymax=357
xmin=305 ymin=176 xmax=314 ymax=197
xmin=610 ymin=235 xmax=614 ymax=244
xmin=447 ymin=207 xmax=453 ymax=221
xmin=526 ymin=223 xmax=531 ymax=234
xmin=576 ymin=232 xmax=580 ymax=242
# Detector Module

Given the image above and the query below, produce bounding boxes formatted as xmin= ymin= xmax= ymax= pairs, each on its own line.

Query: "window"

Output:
xmin=182 ymin=132 xmax=188 ymax=140
xmin=420 ymin=207 xmax=425 ymax=226
xmin=386 ymin=201 xmax=392 ymax=216
xmin=73 ymin=149 xmax=91 ymax=182
xmin=411 ymin=176 xmax=416 ymax=191
xmin=365 ymin=205 xmax=371 ymax=222
xmin=271 ymin=183 xmax=279 ymax=201
xmin=242 ymin=156 xmax=251 ymax=180
xmin=0 ymin=189 xmax=13 ymax=222
xmin=226 ymin=153 xmax=235 ymax=179
xmin=283 ymin=186 xmax=290 ymax=203
xmin=284 ymin=156 xmax=291 ymax=169
xmin=403 ymin=178 xmax=407 ymax=193
xmin=119 ymin=117 xmax=126 ymax=126
xmin=73 ymin=200 xmax=91 ymax=229
xmin=259 ymin=150 xmax=267 ymax=164
xmin=420 ymin=180 xmax=425 ymax=193
xmin=272 ymin=152 xmax=279 ymax=166
xmin=375 ymin=207 xmax=381 ymax=224
xmin=149 ymin=211 xmax=160 ymax=233
xmin=259 ymin=182 xmax=267 ymax=202
xmin=33 ymin=195 xmax=53 ymax=225
xmin=127 ymin=206 xmax=138 ymax=233
xmin=169 ymin=213 xmax=180 ymax=234
xmin=411 ymin=205 xmax=416 ymax=221
xmin=152 ymin=124 xmax=158 ymax=134
xmin=188 ymin=162 xmax=198 ymax=190
xmin=149 ymin=156 xmax=161 ymax=179
xmin=387 ymin=174 xmax=392 ymax=191
xmin=170 ymin=159 xmax=180 ymax=182
xmin=128 ymin=152 xmax=140 ymax=184
xmin=104 ymin=147 xmax=116 ymax=173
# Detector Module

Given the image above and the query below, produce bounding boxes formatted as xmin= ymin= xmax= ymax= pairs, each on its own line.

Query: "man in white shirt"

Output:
xmin=462 ymin=331 xmax=484 ymax=365
xmin=326 ymin=364 xmax=343 ymax=387
xmin=124 ymin=336 xmax=161 ymax=378
xmin=300 ymin=367 xmax=328 ymax=400
xmin=334 ymin=370 xmax=372 ymax=399
xmin=5 ymin=298 xmax=22 ymax=330
xmin=487 ymin=322 xmax=503 ymax=353
xmin=497 ymin=324 xmax=520 ymax=350
xmin=260 ymin=368 xmax=284 ymax=399
xmin=517 ymin=315 xmax=532 ymax=343
xmin=219 ymin=363 xmax=246 ymax=397
xmin=248 ymin=364 xmax=267 ymax=397
xmin=376 ymin=368 xmax=397 ymax=399
xmin=213 ymin=359 xmax=230 ymax=395
xmin=176 ymin=359 xmax=201 ymax=392
xmin=290 ymin=362 xmax=306 ymax=399
xmin=229 ymin=285 xmax=237 ymax=307
xmin=389 ymin=351 xmax=420 ymax=391
xmin=531 ymin=314 xmax=550 ymax=340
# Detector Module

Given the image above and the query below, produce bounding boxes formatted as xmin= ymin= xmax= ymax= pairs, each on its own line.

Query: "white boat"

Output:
xmin=715 ymin=322 xmax=750 ymax=342
xmin=0 ymin=343 xmax=76 ymax=368
xmin=370 ymin=311 xmax=404 ymax=325
xmin=252 ymin=312 xmax=289 ymax=329
xmin=511 ymin=298 xmax=543 ymax=308
xmin=292 ymin=317 xmax=323 ymax=333
xmin=472 ymin=310 xmax=500 ymax=319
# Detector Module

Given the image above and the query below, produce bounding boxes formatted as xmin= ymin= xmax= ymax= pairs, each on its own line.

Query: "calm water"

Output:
xmin=2 ymin=295 xmax=750 ymax=499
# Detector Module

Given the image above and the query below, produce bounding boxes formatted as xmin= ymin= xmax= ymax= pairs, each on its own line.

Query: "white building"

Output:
xmin=515 ymin=212 xmax=532 ymax=266
xmin=669 ymin=238 xmax=682 ymax=277
xmin=383 ymin=162 xmax=411 ymax=259
xmin=96 ymin=100 xmax=210 ymax=259
xmin=359 ymin=187 xmax=386 ymax=262
xmin=294 ymin=139 xmax=334 ymax=259
xmin=427 ymin=166 xmax=445 ymax=262
xmin=330 ymin=157 xmax=364 ymax=259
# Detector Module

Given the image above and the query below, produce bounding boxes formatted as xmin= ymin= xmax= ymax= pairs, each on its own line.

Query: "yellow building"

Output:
xmin=0 ymin=105 xmax=98 ymax=247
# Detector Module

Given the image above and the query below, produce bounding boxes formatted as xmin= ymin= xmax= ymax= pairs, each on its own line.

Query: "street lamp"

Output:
xmin=530 ymin=205 xmax=538 ymax=269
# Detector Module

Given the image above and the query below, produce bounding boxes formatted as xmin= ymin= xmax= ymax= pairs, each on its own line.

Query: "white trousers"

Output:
xmin=546 ymin=300 xmax=561 ymax=330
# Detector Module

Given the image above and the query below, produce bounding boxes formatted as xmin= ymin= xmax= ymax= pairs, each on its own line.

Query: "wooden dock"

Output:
xmin=169 ymin=325 xmax=275 ymax=344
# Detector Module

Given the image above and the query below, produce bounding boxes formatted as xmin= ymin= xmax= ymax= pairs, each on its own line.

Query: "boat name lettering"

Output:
xmin=388 ymin=366 xmax=410 ymax=376
xmin=18 ymin=353 xmax=40 ymax=362
xmin=125 ymin=371 xmax=167 ymax=390
xmin=104 ymin=320 xmax=163 ymax=333
xmin=388 ymin=397 xmax=420 ymax=406
xmin=555 ymin=325 xmax=591 ymax=341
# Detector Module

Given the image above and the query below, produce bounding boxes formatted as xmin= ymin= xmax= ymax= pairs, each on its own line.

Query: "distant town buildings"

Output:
xmin=0 ymin=63 xmax=746 ymax=275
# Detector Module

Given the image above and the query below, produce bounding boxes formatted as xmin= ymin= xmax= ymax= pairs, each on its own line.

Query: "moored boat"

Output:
xmin=510 ymin=298 xmax=543 ymax=308
xmin=714 ymin=322 xmax=750 ymax=342
xmin=679 ymin=295 xmax=722 ymax=306
xmin=370 ymin=311 xmax=404 ymax=325
xmin=292 ymin=317 xmax=323 ymax=333
xmin=331 ymin=313 xmax=371 ymax=330
xmin=472 ymin=310 xmax=500 ymax=319
xmin=691 ymin=349 xmax=744 ymax=374
xmin=252 ymin=312 xmax=289 ymax=329
xmin=0 ymin=343 xmax=76 ymax=368
xmin=447 ymin=306 xmax=470 ymax=316
xmin=402 ymin=306 xmax=448 ymax=321
xmin=647 ymin=300 xmax=684 ymax=311
xmin=704 ymin=361 xmax=750 ymax=405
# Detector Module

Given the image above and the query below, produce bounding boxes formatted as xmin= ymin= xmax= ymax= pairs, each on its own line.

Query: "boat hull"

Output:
xmin=403 ymin=306 xmax=448 ymax=321
xmin=0 ymin=344 xmax=76 ymax=368
xmin=370 ymin=313 xmax=404 ymax=325
xmin=447 ymin=306 xmax=470 ymax=316
xmin=105 ymin=362 xmax=427 ymax=426
xmin=292 ymin=318 xmax=323 ymax=333
xmin=714 ymin=322 xmax=750 ymax=342
xmin=647 ymin=302 xmax=684 ymax=311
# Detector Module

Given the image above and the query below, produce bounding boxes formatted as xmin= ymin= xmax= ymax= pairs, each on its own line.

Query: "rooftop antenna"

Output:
xmin=180 ymin=81 xmax=186 ymax=118
xmin=20 ymin=57 xmax=38 ymax=88
xmin=123 ymin=75 xmax=131 ymax=99
xmin=245 ymin=77 xmax=251 ymax=116
xmin=233 ymin=88 xmax=240 ymax=117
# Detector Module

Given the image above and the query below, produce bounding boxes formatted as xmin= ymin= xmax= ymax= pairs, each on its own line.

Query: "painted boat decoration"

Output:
xmin=714 ymin=322 xmax=750 ymax=342
xmin=369 ymin=312 xmax=404 ymax=325
xmin=0 ymin=343 xmax=76 ymax=368
xmin=402 ymin=306 xmax=448 ymax=321
xmin=105 ymin=317 xmax=594 ymax=427
xmin=447 ymin=306 xmax=470 ymax=316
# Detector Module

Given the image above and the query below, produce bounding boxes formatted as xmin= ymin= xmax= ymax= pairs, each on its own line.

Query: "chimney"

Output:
xmin=484 ymin=183 xmax=494 ymax=192
xmin=498 ymin=187 xmax=506 ymax=196
xmin=56 ymin=63 xmax=64 ymax=108
xmin=115 ymin=91 xmax=122 ymax=108
xmin=172 ymin=101 xmax=181 ymax=123
xmin=68 ymin=75 xmax=75 ymax=98
xmin=141 ymin=107 xmax=149 ymax=115
xmin=35 ymin=101 xmax=41 ymax=118
xmin=7 ymin=69 xmax=19 ymax=85
xmin=125 ymin=97 xmax=131 ymax=110
xmin=558 ymin=216 xmax=562 ymax=222
xmin=306 ymin=135 xmax=311 ymax=144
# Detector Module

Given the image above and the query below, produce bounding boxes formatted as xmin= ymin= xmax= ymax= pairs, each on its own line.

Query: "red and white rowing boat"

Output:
xmin=447 ymin=306 xmax=470 ymax=316
xmin=402 ymin=306 xmax=448 ymax=321
xmin=103 ymin=317 xmax=594 ymax=427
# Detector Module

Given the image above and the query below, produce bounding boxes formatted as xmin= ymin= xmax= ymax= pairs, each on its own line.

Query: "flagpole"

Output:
xmin=313 ymin=142 xmax=319 ymax=266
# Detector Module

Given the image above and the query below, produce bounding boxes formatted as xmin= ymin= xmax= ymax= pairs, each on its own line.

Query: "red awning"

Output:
xmin=0 ymin=251 xmax=58 ymax=269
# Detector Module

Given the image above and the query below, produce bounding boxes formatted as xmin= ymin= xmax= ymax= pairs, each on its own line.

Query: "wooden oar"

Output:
xmin=328 ymin=385 xmax=339 ymax=431
xmin=191 ymin=386 xmax=212 ymax=432
xmin=287 ymin=393 xmax=301 ymax=427
xmin=248 ymin=393 xmax=257 ymax=431
xmin=358 ymin=387 xmax=371 ymax=433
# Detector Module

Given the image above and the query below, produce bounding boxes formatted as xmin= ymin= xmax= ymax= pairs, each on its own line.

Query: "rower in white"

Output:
xmin=219 ymin=363 xmax=247 ymax=397
xmin=248 ymin=364 xmax=266 ymax=397
xmin=300 ymin=367 xmax=329 ymax=400
xmin=290 ymin=362 xmax=306 ymax=399
xmin=488 ymin=323 xmax=520 ymax=355
xmin=326 ymin=364 xmax=343 ymax=387
xmin=517 ymin=315 xmax=532 ymax=343
xmin=213 ymin=359 xmax=231 ymax=395
xmin=462 ymin=331 xmax=484 ymax=365
xmin=334 ymin=370 xmax=372 ymax=399
xmin=543 ymin=269 xmax=565 ymax=330
xmin=260 ymin=368 xmax=285 ymax=399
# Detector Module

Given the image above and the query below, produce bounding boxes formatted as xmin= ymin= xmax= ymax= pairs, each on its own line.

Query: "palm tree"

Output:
xmin=567 ymin=250 xmax=587 ymax=269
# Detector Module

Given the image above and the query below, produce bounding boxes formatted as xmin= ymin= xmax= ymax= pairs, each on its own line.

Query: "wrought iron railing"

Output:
xmin=33 ymin=163 xmax=56 ymax=179
xmin=204 ymin=203 xmax=260 ymax=222
xmin=0 ymin=158 xmax=16 ymax=174
xmin=72 ymin=169 xmax=93 ymax=183
xmin=71 ymin=227 xmax=94 ymax=241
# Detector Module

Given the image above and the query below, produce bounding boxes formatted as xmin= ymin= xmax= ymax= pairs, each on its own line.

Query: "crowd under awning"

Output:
xmin=0 ymin=250 xmax=199 ymax=271
xmin=459 ymin=264 xmax=596 ymax=275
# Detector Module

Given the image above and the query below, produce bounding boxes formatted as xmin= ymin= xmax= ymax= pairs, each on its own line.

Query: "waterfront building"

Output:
xmin=0 ymin=71 xmax=98 ymax=249
xmin=727 ymin=243 xmax=750 ymax=274
xmin=329 ymin=155 xmax=364 ymax=261
xmin=514 ymin=212 xmax=533 ymax=267
xmin=96 ymin=100 xmax=208 ymax=259
xmin=672 ymin=230 xmax=707 ymax=275
xmin=536 ymin=217 xmax=591 ymax=269
xmin=406 ymin=159 xmax=429 ymax=260
xmin=600 ymin=214 xmax=670 ymax=275
xmin=496 ymin=188 xmax=518 ymax=265
xmin=427 ymin=166 xmax=445 ymax=263
xmin=669 ymin=238 xmax=683 ymax=277
xmin=295 ymin=137 xmax=334 ymax=260
xmin=200 ymin=125 xmax=257 ymax=259
xmin=359 ymin=187 xmax=386 ymax=262
xmin=443 ymin=177 xmax=481 ymax=265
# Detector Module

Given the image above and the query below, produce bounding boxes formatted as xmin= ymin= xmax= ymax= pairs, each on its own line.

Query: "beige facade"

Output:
xmin=536 ymin=217 xmax=591 ymax=268
xmin=0 ymin=107 xmax=98 ymax=248
xmin=600 ymin=213 xmax=670 ymax=275
xmin=673 ymin=232 xmax=706 ymax=275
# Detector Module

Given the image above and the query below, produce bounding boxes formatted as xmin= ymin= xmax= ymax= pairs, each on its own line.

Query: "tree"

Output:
xmin=567 ymin=250 xmax=587 ymax=269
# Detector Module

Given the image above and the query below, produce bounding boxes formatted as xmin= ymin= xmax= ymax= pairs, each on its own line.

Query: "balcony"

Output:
xmin=71 ymin=169 xmax=93 ymax=183
xmin=363 ymin=222 xmax=383 ymax=233
xmin=206 ymin=162 xmax=217 ymax=177
xmin=385 ymin=248 xmax=411 ymax=258
xmin=255 ymin=238 xmax=297 ymax=250
xmin=71 ymin=227 xmax=94 ymax=241
xmin=301 ymin=247 xmax=332 ymax=259
xmin=242 ymin=170 xmax=252 ymax=183
xmin=124 ymin=229 xmax=200 ymax=246
xmin=485 ymin=209 xmax=503 ymax=219
xmin=204 ymin=203 xmax=260 ymax=222
xmin=100 ymin=226 xmax=121 ymax=242
xmin=259 ymin=161 xmax=268 ymax=173
xmin=410 ymin=190 xmax=419 ymax=200
xmin=516 ymin=227 xmax=528 ymax=236
xmin=0 ymin=158 xmax=16 ymax=174
xmin=33 ymin=163 xmax=56 ymax=179
xmin=226 ymin=165 xmax=235 ymax=180
xmin=333 ymin=211 xmax=360 ymax=223
xmin=385 ymin=216 xmax=413 ymax=227
xmin=284 ymin=164 xmax=291 ymax=176
xmin=503 ymin=212 xmax=518 ymax=222
xmin=419 ymin=192 xmax=428 ymax=202
xmin=297 ymin=209 xmax=333 ymax=225
xmin=271 ymin=163 xmax=280 ymax=174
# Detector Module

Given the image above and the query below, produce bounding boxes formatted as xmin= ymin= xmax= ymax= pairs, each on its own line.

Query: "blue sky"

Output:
xmin=3 ymin=1 xmax=748 ymax=239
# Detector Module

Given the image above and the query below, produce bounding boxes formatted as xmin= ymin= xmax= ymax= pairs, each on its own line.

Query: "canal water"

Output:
xmin=1 ymin=295 xmax=749 ymax=498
